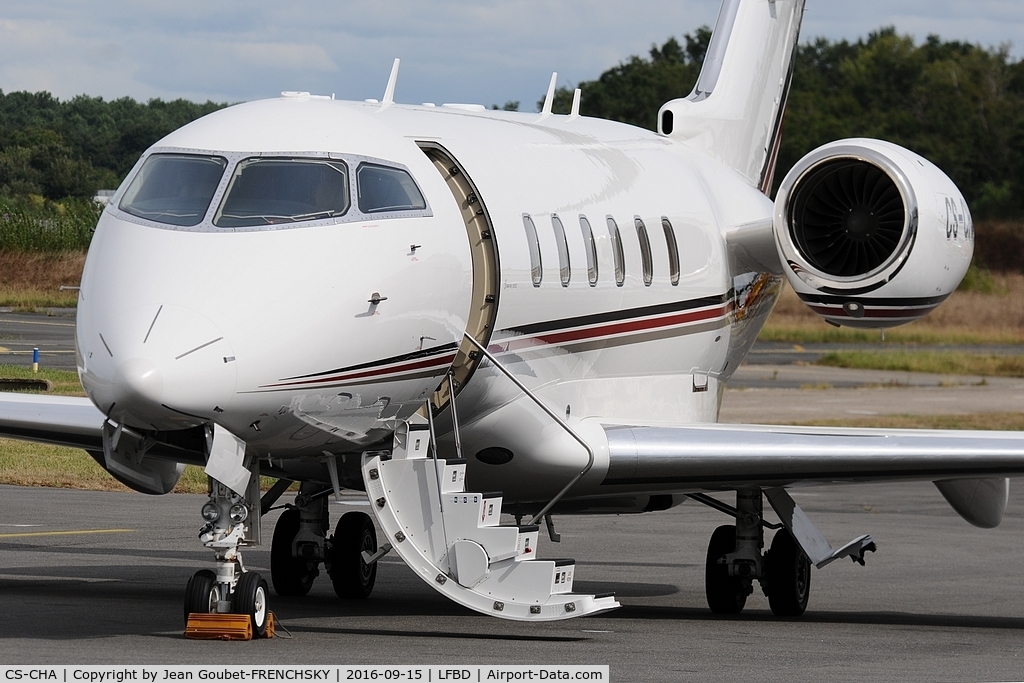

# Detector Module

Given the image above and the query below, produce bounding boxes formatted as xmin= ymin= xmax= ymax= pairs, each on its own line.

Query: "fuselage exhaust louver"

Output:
xmin=788 ymin=159 xmax=905 ymax=278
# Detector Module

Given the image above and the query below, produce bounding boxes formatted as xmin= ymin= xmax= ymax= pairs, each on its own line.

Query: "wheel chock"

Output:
xmin=184 ymin=612 xmax=276 ymax=640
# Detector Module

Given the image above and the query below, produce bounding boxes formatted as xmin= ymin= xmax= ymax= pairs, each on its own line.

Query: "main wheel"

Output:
xmin=705 ymin=524 xmax=747 ymax=614
xmin=328 ymin=511 xmax=377 ymax=599
xmin=766 ymin=529 xmax=811 ymax=617
xmin=183 ymin=569 xmax=218 ymax=626
xmin=233 ymin=571 xmax=269 ymax=637
xmin=271 ymin=508 xmax=318 ymax=596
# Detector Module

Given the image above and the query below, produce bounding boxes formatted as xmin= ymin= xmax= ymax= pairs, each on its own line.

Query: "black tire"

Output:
xmin=328 ymin=511 xmax=377 ymax=599
xmin=183 ymin=569 xmax=217 ymax=626
xmin=705 ymin=524 xmax=747 ymax=614
xmin=271 ymin=508 xmax=317 ymax=597
xmin=233 ymin=571 xmax=269 ymax=637
xmin=766 ymin=529 xmax=811 ymax=617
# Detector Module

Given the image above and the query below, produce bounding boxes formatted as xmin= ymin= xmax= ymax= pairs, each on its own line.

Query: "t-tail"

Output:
xmin=658 ymin=0 xmax=806 ymax=192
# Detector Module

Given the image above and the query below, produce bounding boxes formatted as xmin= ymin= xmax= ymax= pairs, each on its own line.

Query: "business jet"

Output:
xmin=2 ymin=0 xmax=1019 ymax=637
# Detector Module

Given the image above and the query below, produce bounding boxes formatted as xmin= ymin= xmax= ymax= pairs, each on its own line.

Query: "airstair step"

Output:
xmin=440 ymin=460 xmax=466 ymax=493
xmin=474 ymin=557 xmax=576 ymax=601
xmin=362 ymin=445 xmax=620 ymax=621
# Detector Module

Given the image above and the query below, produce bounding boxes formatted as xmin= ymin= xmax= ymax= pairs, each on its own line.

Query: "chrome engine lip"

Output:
xmin=774 ymin=142 xmax=919 ymax=293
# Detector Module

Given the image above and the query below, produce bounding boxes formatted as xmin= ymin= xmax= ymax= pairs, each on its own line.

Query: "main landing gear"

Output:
xmin=269 ymin=482 xmax=379 ymax=600
xmin=700 ymin=488 xmax=826 ymax=618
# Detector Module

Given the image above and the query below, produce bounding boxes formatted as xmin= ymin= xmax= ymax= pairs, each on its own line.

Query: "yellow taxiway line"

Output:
xmin=0 ymin=528 xmax=134 ymax=539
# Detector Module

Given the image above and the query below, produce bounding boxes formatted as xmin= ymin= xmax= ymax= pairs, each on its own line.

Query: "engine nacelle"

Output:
xmin=773 ymin=139 xmax=973 ymax=328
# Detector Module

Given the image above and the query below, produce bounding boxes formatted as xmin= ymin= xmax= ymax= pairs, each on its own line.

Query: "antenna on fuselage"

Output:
xmin=538 ymin=71 xmax=557 ymax=120
xmin=380 ymin=58 xmax=400 ymax=109
xmin=568 ymin=88 xmax=581 ymax=120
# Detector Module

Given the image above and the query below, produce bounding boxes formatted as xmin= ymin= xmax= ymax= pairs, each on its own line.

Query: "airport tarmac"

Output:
xmin=0 ymin=309 xmax=76 ymax=370
xmin=2 ymin=311 xmax=1024 ymax=678
xmin=2 ymin=483 xmax=1024 ymax=680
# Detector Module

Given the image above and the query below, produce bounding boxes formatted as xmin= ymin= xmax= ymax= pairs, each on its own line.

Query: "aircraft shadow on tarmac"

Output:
xmin=4 ymin=569 xmax=1024 ymax=641
xmin=611 ymin=604 xmax=1024 ymax=631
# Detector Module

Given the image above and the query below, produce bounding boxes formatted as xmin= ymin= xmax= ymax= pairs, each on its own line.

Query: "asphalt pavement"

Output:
xmin=0 ymin=309 xmax=77 ymax=370
xmin=2 ymin=311 xmax=1024 ymax=678
xmin=2 ymin=483 xmax=1024 ymax=681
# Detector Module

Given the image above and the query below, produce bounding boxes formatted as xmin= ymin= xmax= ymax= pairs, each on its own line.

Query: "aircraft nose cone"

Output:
xmin=80 ymin=304 xmax=237 ymax=430
xmin=114 ymin=357 xmax=164 ymax=407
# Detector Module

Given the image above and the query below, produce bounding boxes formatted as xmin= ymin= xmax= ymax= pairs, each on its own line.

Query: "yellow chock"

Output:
xmin=184 ymin=612 xmax=276 ymax=640
xmin=185 ymin=613 xmax=252 ymax=640
xmin=265 ymin=612 xmax=276 ymax=638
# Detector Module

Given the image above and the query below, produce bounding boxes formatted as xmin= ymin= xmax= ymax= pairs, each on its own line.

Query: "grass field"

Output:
xmin=0 ymin=250 xmax=84 ymax=309
xmin=762 ymin=272 xmax=1024 ymax=345
xmin=0 ymin=438 xmax=212 ymax=493
xmin=816 ymin=350 xmax=1024 ymax=377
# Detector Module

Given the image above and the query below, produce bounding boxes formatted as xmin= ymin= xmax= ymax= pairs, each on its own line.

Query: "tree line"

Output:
xmin=549 ymin=27 xmax=1024 ymax=220
xmin=1 ymin=27 xmax=1022 ymax=224
xmin=0 ymin=93 xmax=225 ymax=201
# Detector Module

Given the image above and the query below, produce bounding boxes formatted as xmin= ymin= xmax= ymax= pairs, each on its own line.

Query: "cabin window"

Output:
xmin=606 ymin=215 xmax=625 ymax=287
xmin=523 ymin=214 xmax=543 ymax=287
xmin=120 ymin=153 xmax=227 ymax=227
xmin=635 ymin=216 xmax=653 ymax=286
xmin=213 ymin=157 xmax=350 ymax=227
xmin=662 ymin=217 xmax=680 ymax=286
xmin=579 ymin=215 xmax=598 ymax=286
xmin=551 ymin=214 xmax=571 ymax=287
xmin=357 ymin=163 xmax=426 ymax=213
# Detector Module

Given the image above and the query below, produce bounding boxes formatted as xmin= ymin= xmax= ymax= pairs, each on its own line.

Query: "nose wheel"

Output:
xmin=233 ymin=571 xmax=270 ymax=637
xmin=183 ymin=569 xmax=218 ymax=625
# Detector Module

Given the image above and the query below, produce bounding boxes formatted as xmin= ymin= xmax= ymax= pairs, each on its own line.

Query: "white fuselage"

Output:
xmin=76 ymin=95 xmax=780 ymax=505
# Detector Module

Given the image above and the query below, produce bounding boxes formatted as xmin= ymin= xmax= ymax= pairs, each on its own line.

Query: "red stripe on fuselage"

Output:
xmin=262 ymin=353 xmax=457 ymax=389
xmin=495 ymin=302 xmax=733 ymax=353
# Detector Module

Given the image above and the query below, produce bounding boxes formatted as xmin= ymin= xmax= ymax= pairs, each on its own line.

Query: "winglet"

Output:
xmin=381 ymin=58 xmax=400 ymax=109
xmin=538 ymin=72 xmax=558 ymax=120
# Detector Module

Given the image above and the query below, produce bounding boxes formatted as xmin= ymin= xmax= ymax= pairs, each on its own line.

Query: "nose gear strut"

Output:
xmin=184 ymin=429 xmax=271 ymax=638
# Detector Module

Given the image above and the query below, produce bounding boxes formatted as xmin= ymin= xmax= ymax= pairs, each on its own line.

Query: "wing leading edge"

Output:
xmin=0 ymin=392 xmax=105 ymax=451
xmin=603 ymin=423 xmax=1024 ymax=489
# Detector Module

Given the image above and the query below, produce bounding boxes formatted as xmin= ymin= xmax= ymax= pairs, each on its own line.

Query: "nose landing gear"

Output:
xmin=184 ymin=474 xmax=269 ymax=637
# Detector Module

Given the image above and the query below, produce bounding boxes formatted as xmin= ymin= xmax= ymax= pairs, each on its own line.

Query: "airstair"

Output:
xmin=362 ymin=417 xmax=620 ymax=620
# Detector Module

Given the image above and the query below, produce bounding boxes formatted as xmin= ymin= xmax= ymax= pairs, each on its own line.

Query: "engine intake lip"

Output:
xmin=775 ymin=144 xmax=918 ymax=293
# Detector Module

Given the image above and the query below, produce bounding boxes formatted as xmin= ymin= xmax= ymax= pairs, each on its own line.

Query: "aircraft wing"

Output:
xmin=0 ymin=392 xmax=105 ymax=451
xmin=0 ymin=393 xmax=203 ymax=496
xmin=603 ymin=423 xmax=1024 ymax=489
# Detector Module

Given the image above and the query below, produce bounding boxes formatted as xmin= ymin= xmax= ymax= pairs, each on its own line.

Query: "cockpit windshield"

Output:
xmin=213 ymin=158 xmax=350 ymax=228
xmin=119 ymin=154 xmax=227 ymax=227
xmin=357 ymin=164 xmax=427 ymax=213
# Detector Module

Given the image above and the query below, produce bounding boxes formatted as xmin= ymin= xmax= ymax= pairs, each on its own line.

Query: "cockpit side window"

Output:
xmin=213 ymin=158 xmax=349 ymax=228
xmin=357 ymin=164 xmax=427 ymax=213
xmin=119 ymin=154 xmax=227 ymax=227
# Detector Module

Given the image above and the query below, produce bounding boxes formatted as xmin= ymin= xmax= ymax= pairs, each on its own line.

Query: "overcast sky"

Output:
xmin=1 ymin=1 xmax=1021 ymax=111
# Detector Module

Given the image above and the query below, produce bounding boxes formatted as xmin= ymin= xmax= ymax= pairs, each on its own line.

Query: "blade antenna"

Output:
xmin=538 ymin=71 xmax=558 ymax=120
xmin=568 ymin=88 xmax=581 ymax=120
xmin=380 ymin=58 xmax=400 ymax=109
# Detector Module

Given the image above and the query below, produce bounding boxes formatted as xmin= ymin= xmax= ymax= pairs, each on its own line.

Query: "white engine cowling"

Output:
xmin=773 ymin=138 xmax=973 ymax=328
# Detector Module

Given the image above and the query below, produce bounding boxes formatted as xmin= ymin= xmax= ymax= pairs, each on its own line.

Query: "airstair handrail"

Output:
xmin=461 ymin=335 xmax=595 ymax=525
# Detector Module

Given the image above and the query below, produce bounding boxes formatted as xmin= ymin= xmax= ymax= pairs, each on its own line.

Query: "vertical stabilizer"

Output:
xmin=659 ymin=0 xmax=805 ymax=192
